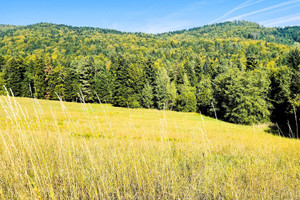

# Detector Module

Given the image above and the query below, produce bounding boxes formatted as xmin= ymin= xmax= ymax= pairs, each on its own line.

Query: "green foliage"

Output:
xmin=3 ymin=57 xmax=27 ymax=96
xmin=110 ymin=55 xmax=145 ymax=108
xmin=0 ymin=21 xmax=300 ymax=133
xmin=33 ymin=57 xmax=47 ymax=98
xmin=64 ymin=67 xmax=79 ymax=102
xmin=287 ymin=48 xmax=300 ymax=70
xmin=94 ymin=61 xmax=113 ymax=103
xmin=166 ymin=21 xmax=300 ymax=45
xmin=167 ymin=81 xmax=177 ymax=110
xmin=196 ymin=75 xmax=214 ymax=115
xmin=176 ymin=74 xmax=196 ymax=112
xmin=155 ymin=68 xmax=176 ymax=110
xmin=246 ymin=55 xmax=258 ymax=70
xmin=52 ymin=65 xmax=67 ymax=99
xmin=214 ymin=68 xmax=271 ymax=124
xmin=268 ymin=49 xmax=300 ymax=136
xmin=141 ymin=82 xmax=153 ymax=108
xmin=0 ymin=55 xmax=4 ymax=70
xmin=73 ymin=57 xmax=95 ymax=102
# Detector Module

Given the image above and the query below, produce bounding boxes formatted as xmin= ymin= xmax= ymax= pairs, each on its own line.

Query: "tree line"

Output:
xmin=0 ymin=22 xmax=299 ymax=137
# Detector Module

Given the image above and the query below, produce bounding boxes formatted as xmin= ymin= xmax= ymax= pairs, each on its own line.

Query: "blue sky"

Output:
xmin=1 ymin=0 xmax=300 ymax=33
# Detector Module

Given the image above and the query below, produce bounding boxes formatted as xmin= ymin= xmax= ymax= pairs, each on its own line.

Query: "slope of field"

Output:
xmin=0 ymin=96 xmax=299 ymax=199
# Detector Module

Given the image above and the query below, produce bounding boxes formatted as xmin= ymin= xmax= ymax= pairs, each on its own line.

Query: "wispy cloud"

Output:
xmin=226 ymin=0 xmax=300 ymax=21
xmin=210 ymin=0 xmax=265 ymax=24
xmin=259 ymin=13 xmax=300 ymax=26
xmin=138 ymin=1 xmax=206 ymax=33
xmin=139 ymin=20 xmax=194 ymax=34
xmin=165 ymin=1 xmax=206 ymax=20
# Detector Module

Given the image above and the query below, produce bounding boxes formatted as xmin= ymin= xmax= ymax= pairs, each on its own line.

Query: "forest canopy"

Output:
xmin=0 ymin=21 xmax=299 ymax=137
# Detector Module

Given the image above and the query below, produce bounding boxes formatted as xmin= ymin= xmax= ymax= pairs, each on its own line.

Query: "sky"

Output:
xmin=0 ymin=0 xmax=300 ymax=33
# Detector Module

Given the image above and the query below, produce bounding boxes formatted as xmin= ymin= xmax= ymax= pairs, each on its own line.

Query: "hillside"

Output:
xmin=0 ymin=24 xmax=18 ymax=32
xmin=165 ymin=21 xmax=300 ymax=46
xmin=1 ymin=21 xmax=300 ymax=49
xmin=0 ymin=21 xmax=299 ymax=136
xmin=0 ymin=95 xmax=299 ymax=199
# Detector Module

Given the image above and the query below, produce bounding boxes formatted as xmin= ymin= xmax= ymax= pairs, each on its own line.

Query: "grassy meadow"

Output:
xmin=0 ymin=95 xmax=299 ymax=199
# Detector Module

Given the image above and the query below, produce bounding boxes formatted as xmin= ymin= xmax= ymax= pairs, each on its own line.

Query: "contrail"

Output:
xmin=226 ymin=0 xmax=300 ymax=21
xmin=260 ymin=13 xmax=300 ymax=26
xmin=210 ymin=0 xmax=265 ymax=24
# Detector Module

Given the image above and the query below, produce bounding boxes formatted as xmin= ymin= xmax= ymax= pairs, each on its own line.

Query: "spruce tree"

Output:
xmin=33 ymin=57 xmax=47 ymax=99
xmin=110 ymin=55 xmax=131 ymax=107
xmin=94 ymin=62 xmax=113 ymax=103
xmin=74 ymin=57 xmax=95 ymax=102
xmin=3 ymin=57 xmax=26 ymax=96
xmin=64 ymin=67 xmax=80 ymax=102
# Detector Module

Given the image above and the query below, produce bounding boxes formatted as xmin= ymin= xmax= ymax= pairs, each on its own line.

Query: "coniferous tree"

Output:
xmin=141 ymin=82 xmax=153 ymax=108
xmin=287 ymin=48 xmax=300 ymax=70
xmin=269 ymin=65 xmax=292 ymax=125
xmin=52 ymin=65 xmax=67 ymax=99
xmin=94 ymin=62 xmax=113 ymax=103
xmin=126 ymin=62 xmax=145 ymax=108
xmin=3 ymin=57 xmax=26 ymax=96
xmin=111 ymin=55 xmax=131 ymax=107
xmin=184 ymin=60 xmax=197 ymax=87
xmin=44 ymin=57 xmax=55 ymax=99
xmin=196 ymin=74 xmax=214 ymax=115
xmin=176 ymin=74 xmax=196 ymax=112
xmin=144 ymin=58 xmax=157 ymax=86
xmin=155 ymin=68 xmax=174 ymax=110
xmin=0 ymin=21 xmax=300 ymax=135
xmin=0 ymin=55 xmax=4 ymax=71
xmin=33 ymin=57 xmax=47 ymax=98
xmin=64 ymin=67 xmax=80 ymax=102
xmin=74 ymin=57 xmax=95 ymax=102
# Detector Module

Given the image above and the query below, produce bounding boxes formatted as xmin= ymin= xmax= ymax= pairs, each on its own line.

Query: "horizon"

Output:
xmin=1 ymin=20 xmax=299 ymax=35
xmin=1 ymin=0 xmax=300 ymax=33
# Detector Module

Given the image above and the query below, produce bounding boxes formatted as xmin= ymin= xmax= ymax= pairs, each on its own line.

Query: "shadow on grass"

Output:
xmin=265 ymin=123 xmax=299 ymax=139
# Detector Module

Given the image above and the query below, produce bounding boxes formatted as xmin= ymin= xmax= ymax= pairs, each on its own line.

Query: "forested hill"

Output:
xmin=0 ymin=21 xmax=299 ymax=58
xmin=164 ymin=21 xmax=300 ymax=46
xmin=0 ymin=24 xmax=18 ymax=32
xmin=0 ymin=21 xmax=299 ymax=137
xmin=0 ymin=21 xmax=300 ymax=49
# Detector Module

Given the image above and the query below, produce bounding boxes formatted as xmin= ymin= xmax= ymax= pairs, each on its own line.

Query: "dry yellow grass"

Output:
xmin=0 ymin=95 xmax=299 ymax=199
